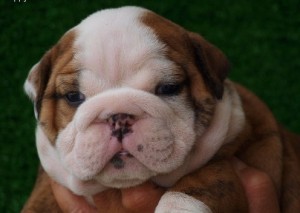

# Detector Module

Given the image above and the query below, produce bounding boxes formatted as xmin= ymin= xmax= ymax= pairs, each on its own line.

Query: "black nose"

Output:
xmin=107 ymin=113 xmax=135 ymax=142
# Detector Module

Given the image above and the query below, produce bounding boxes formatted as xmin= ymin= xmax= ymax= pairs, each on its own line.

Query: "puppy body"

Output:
xmin=23 ymin=6 xmax=300 ymax=212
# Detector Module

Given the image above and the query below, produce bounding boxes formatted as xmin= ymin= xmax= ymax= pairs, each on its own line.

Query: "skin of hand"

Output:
xmin=231 ymin=158 xmax=280 ymax=213
xmin=51 ymin=158 xmax=280 ymax=213
xmin=50 ymin=181 xmax=165 ymax=213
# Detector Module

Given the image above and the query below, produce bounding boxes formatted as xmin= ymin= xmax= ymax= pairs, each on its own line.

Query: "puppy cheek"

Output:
xmin=56 ymin=122 xmax=105 ymax=180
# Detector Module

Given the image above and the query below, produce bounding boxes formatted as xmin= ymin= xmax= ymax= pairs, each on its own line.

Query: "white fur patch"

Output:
xmin=74 ymin=6 xmax=169 ymax=90
xmin=24 ymin=62 xmax=39 ymax=102
xmin=189 ymin=81 xmax=245 ymax=167
xmin=36 ymin=126 xmax=106 ymax=196
xmin=24 ymin=62 xmax=40 ymax=119
xmin=153 ymin=81 xmax=245 ymax=186
xmin=24 ymin=78 xmax=37 ymax=102
xmin=155 ymin=192 xmax=212 ymax=213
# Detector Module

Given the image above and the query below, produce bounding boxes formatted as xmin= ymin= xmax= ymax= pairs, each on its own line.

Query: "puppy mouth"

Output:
xmin=116 ymin=149 xmax=133 ymax=157
xmin=110 ymin=149 xmax=134 ymax=169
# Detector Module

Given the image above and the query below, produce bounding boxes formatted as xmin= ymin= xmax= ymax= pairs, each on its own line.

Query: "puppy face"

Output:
xmin=25 ymin=6 xmax=229 ymax=194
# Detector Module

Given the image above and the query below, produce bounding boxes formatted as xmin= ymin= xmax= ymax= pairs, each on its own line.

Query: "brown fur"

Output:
xmin=32 ymin=30 xmax=78 ymax=143
xmin=142 ymin=11 xmax=229 ymax=100
xmin=22 ymin=167 xmax=61 ymax=212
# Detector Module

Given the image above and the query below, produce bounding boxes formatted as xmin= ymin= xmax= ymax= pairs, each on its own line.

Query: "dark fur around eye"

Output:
xmin=155 ymin=83 xmax=183 ymax=96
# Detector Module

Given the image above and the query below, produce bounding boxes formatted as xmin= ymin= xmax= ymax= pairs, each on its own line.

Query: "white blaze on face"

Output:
xmin=74 ymin=6 xmax=168 ymax=89
xmin=53 ymin=6 xmax=196 ymax=190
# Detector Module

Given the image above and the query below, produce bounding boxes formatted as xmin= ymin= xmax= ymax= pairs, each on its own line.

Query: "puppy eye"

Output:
xmin=156 ymin=83 xmax=182 ymax=96
xmin=65 ymin=91 xmax=85 ymax=106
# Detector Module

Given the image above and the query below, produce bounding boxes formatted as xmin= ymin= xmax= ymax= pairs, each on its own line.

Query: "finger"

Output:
xmin=121 ymin=182 xmax=165 ymax=213
xmin=232 ymin=158 xmax=280 ymax=213
xmin=51 ymin=180 xmax=97 ymax=213
xmin=93 ymin=189 xmax=126 ymax=213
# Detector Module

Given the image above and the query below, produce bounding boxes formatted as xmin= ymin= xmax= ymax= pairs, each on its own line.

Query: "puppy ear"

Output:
xmin=24 ymin=49 xmax=54 ymax=118
xmin=188 ymin=32 xmax=230 ymax=99
xmin=24 ymin=30 xmax=75 ymax=119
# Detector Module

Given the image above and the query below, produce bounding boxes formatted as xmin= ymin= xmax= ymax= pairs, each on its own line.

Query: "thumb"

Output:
xmin=232 ymin=158 xmax=280 ymax=213
xmin=121 ymin=182 xmax=165 ymax=213
xmin=51 ymin=180 xmax=97 ymax=213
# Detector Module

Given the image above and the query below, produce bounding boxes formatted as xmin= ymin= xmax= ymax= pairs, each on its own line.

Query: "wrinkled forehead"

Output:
xmin=72 ymin=6 xmax=178 ymax=88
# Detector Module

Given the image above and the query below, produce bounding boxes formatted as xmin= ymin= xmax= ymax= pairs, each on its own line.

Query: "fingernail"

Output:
xmin=231 ymin=157 xmax=247 ymax=172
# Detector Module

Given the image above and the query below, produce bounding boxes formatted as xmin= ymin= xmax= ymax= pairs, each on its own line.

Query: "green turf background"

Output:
xmin=1 ymin=0 xmax=299 ymax=211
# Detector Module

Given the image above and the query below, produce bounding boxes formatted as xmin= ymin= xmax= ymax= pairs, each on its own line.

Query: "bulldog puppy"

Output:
xmin=23 ymin=6 xmax=300 ymax=212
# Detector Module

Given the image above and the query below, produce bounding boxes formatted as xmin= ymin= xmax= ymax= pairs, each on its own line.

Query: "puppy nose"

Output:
xmin=107 ymin=113 xmax=135 ymax=142
xmin=108 ymin=113 xmax=135 ymax=127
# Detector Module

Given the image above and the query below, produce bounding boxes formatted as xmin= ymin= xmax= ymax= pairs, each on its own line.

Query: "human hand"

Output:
xmin=51 ymin=180 xmax=165 ymax=213
xmin=51 ymin=158 xmax=280 ymax=213
xmin=232 ymin=158 xmax=280 ymax=213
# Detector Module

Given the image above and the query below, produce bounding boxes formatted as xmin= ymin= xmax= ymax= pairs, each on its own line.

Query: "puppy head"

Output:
xmin=24 ymin=6 xmax=229 ymax=194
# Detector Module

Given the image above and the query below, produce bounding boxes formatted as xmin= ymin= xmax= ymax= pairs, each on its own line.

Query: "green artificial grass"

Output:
xmin=1 ymin=0 xmax=299 ymax=211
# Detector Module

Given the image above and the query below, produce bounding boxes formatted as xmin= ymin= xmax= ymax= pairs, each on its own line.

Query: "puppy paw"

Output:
xmin=155 ymin=192 xmax=212 ymax=213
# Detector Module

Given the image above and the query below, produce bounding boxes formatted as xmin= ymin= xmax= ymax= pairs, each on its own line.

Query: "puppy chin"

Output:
xmin=95 ymin=156 xmax=156 ymax=188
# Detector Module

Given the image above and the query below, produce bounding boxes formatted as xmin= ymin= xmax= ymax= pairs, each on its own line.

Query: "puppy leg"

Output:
xmin=167 ymin=160 xmax=248 ymax=213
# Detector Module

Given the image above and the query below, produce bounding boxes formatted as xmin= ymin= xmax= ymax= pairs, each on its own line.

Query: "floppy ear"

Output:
xmin=24 ymin=29 xmax=75 ymax=118
xmin=24 ymin=49 xmax=55 ymax=118
xmin=188 ymin=32 xmax=230 ymax=99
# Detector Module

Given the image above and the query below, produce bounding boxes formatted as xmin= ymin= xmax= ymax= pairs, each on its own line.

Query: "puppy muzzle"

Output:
xmin=55 ymin=88 xmax=195 ymax=188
